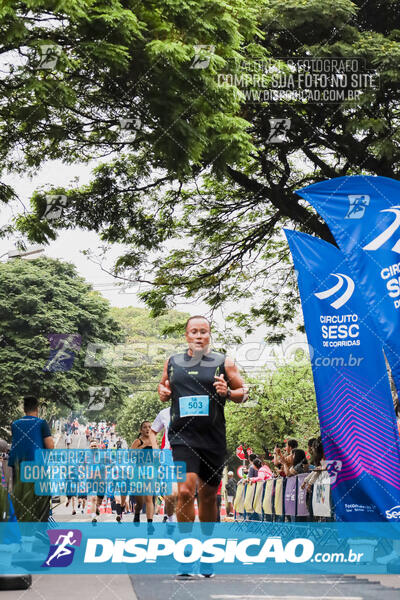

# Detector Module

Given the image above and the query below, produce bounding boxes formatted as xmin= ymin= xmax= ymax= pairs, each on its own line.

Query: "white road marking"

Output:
xmin=160 ymin=579 xmax=348 ymax=585
xmin=211 ymin=596 xmax=363 ymax=600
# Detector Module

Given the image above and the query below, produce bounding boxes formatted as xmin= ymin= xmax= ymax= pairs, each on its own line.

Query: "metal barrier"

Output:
xmin=234 ymin=472 xmax=333 ymax=521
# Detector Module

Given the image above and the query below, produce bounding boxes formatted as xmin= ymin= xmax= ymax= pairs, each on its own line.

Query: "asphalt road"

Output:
xmin=130 ymin=573 xmax=400 ymax=600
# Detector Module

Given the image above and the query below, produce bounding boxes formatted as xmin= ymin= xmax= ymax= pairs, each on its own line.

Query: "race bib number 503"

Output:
xmin=179 ymin=395 xmax=209 ymax=417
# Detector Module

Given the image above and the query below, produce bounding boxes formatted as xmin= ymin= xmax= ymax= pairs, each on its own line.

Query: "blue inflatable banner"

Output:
xmin=285 ymin=229 xmax=400 ymax=521
xmin=297 ymin=175 xmax=400 ymax=394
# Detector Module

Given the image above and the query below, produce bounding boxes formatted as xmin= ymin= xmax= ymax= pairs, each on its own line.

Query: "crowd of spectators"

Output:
xmin=230 ymin=436 xmax=331 ymax=521
xmin=269 ymin=437 xmax=326 ymax=480
xmin=239 ymin=437 xmax=326 ymax=484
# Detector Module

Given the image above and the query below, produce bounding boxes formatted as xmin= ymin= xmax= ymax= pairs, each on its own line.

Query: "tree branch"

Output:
xmin=226 ymin=166 xmax=336 ymax=244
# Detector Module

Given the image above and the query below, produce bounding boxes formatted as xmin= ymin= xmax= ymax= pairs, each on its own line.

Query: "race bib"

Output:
xmin=179 ymin=395 xmax=209 ymax=417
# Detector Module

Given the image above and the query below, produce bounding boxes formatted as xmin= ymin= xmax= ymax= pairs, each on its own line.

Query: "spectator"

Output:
xmin=284 ymin=448 xmax=308 ymax=477
xmin=272 ymin=444 xmax=283 ymax=467
xmin=286 ymin=439 xmax=298 ymax=452
xmin=302 ymin=439 xmax=325 ymax=489
xmin=307 ymin=438 xmax=317 ymax=467
xmin=247 ymin=454 xmax=259 ymax=479
xmin=273 ymin=462 xmax=285 ymax=477
xmin=8 ymin=396 xmax=54 ymax=521
xmin=311 ymin=437 xmax=324 ymax=468
xmin=225 ymin=471 xmax=237 ymax=517
xmin=249 ymin=459 xmax=273 ymax=483
xmin=274 ymin=439 xmax=298 ymax=470
xmin=0 ymin=438 xmax=11 ymax=510
xmin=8 ymin=397 xmax=54 ymax=465
xmin=301 ymin=437 xmax=326 ymax=518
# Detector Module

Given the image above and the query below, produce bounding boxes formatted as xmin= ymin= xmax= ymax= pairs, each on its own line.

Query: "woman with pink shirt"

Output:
xmin=249 ymin=458 xmax=273 ymax=483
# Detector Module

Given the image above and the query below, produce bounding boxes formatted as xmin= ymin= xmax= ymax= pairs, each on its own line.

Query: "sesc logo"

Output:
xmin=363 ymin=207 xmax=400 ymax=253
xmin=314 ymin=273 xmax=355 ymax=309
xmin=42 ymin=529 xmax=82 ymax=568
xmin=386 ymin=505 xmax=400 ymax=520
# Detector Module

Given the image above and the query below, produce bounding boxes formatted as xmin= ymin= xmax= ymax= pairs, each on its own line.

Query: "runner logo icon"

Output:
xmin=345 ymin=194 xmax=370 ymax=219
xmin=314 ymin=273 xmax=355 ymax=309
xmin=325 ymin=460 xmax=343 ymax=484
xmin=363 ymin=207 xmax=400 ymax=252
xmin=42 ymin=529 xmax=82 ymax=568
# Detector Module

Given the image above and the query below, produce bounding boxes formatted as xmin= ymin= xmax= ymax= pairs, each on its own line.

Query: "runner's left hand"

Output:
xmin=214 ymin=373 xmax=228 ymax=396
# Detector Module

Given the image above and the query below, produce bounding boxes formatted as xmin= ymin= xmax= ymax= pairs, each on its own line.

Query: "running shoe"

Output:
xmin=147 ymin=522 xmax=155 ymax=535
xmin=198 ymin=563 xmax=215 ymax=578
xmin=175 ymin=572 xmax=196 ymax=580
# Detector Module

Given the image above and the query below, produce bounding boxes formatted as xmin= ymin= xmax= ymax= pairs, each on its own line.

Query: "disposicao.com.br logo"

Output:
xmin=84 ymin=536 xmax=313 ymax=564
xmin=82 ymin=536 xmax=363 ymax=566
xmin=42 ymin=529 xmax=82 ymax=568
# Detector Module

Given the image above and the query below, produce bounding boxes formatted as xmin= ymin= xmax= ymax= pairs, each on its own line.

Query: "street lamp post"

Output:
xmin=7 ymin=247 xmax=45 ymax=259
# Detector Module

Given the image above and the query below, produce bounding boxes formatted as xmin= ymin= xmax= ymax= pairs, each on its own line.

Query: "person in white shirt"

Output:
xmin=150 ymin=407 xmax=177 ymax=522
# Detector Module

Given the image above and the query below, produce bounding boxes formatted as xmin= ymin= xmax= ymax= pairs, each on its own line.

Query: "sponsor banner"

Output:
xmin=296 ymin=473 xmax=310 ymax=517
xmin=262 ymin=479 xmax=274 ymax=515
xmin=285 ymin=229 xmax=400 ymax=521
xmin=3 ymin=522 xmax=400 ymax=574
xmin=312 ymin=471 xmax=332 ymax=518
xmin=297 ymin=175 xmax=400 ymax=393
xmin=274 ymin=478 xmax=285 ymax=516
xmin=284 ymin=476 xmax=297 ymax=517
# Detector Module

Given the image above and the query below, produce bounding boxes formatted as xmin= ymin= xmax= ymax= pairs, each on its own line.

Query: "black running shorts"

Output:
xmin=172 ymin=445 xmax=224 ymax=487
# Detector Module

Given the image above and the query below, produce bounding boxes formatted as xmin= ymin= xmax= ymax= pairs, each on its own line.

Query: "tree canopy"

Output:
xmin=7 ymin=0 xmax=400 ymax=339
xmin=0 ymin=0 xmax=258 ymax=200
xmin=225 ymin=360 xmax=319 ymax=465
xmin=0 ymin=256 xmax=129 ymax=431
xmin=109 ymin=306 xmax=190 ymax=392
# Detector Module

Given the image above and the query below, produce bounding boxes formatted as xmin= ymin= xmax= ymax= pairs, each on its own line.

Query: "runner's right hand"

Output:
xmin=159 ymin=379 xmax=172 ymax=401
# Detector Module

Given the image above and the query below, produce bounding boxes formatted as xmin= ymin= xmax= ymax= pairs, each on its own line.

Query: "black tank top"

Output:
xmin=137 ymin=438 xmax=152 ymax=450
xmin=168 ymin=350 xmax=227 ymax=451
